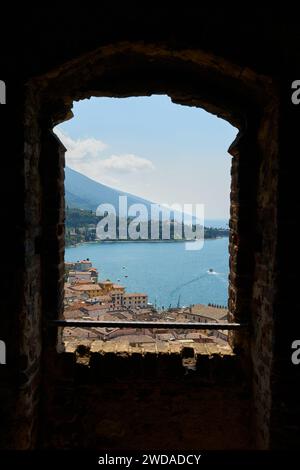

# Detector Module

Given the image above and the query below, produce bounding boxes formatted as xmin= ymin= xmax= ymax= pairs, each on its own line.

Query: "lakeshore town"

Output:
xmin=64 ymin=258 xmax=229 ymax=348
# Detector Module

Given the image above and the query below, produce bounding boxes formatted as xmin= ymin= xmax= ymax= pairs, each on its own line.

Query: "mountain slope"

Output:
xmin=65 ymin=166 xmax=154 ymax=212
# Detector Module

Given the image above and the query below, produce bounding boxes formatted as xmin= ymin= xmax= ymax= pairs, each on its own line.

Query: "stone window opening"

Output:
xmin=18 ymin=39 xmax=280 ymax=451
xmin=24 ymin=44 xmax=277 ymax=361
xmin=24 ymin=47 xmax=276 ymax=353
xmin=54 ymin=93 xmax=238 ymax=355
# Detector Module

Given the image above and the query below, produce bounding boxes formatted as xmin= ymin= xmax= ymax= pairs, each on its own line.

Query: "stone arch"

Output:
xmin=31 ymin=42 xmax=274 ymax=127
xmin=21 ymin=41 xmax=279 ymax=449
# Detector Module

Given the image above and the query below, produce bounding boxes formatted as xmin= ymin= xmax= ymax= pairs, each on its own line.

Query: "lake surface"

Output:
xmin=65 ymin=236 xmax=229 ymax=308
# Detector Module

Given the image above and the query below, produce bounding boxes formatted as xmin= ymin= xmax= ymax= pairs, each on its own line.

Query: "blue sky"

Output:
xmin=55 ymin=95 xmax=237 ymax=219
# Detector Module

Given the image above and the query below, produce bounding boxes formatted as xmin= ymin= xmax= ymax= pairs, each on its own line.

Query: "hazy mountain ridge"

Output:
xmin=65 ymin=166 xmax=154 ymax=212
xmin=65 ymin=167 xmax=229 ymax=229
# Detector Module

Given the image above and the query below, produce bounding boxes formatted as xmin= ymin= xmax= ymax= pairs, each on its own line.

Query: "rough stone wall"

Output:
xmin=250 ymin=103 xmax=280 ymax=448
xmin=1 ymin=7 xmax=299 ymax=450
xmin=0 ymin=86 xmax=43 ymax=449
xmin=39 ymin=129 xmax=66 ymax=349
xmin=15 ymin=88 xmax=43 ymax=448
xmin=41 ymin=343 xmax=251 ymax=450
xmin=20 ymin=44 xmax=278 ymax=450
xmin=268 ymin=81 xmax=300 ymax=449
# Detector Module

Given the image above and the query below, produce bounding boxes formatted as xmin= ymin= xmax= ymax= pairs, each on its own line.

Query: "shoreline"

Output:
xmin=65 ymin=236 xmax=229 ymax=249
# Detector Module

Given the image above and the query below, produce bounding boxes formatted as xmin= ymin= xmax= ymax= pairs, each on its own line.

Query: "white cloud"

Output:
xmin=55 ymin=129 xmax=108 ymax=162
xmin=100 ymin=154 xmax=155 ymax=173
xmin=54 ymin=128 xmax=155 ymax=184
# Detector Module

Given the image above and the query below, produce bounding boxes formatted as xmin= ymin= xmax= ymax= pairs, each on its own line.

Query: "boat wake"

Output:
xmin=169 ymin=273 xmax=207 ymax=297
xmin=207 ymin=269 xmax=219 ymax=275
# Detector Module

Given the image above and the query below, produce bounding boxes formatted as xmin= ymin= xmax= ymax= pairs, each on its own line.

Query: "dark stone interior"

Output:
xmin=0 ymin=6 xmax=299 ymax=450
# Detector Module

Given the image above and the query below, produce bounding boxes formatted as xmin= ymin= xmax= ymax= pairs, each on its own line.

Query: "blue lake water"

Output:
xmin=65 ymin=236 xmax=229 ymax=308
